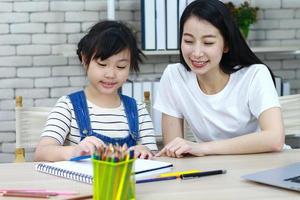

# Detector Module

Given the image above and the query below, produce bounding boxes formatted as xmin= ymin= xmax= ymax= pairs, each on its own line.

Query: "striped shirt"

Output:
xmin=41 ymin=96 xmax=158 ymax=151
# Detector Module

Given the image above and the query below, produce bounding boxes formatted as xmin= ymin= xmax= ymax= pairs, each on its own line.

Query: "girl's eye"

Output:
xmin=117 ymin=66 xmax=127 ymax=69
xmin=97 ymin=62 xmax=106 ymax=67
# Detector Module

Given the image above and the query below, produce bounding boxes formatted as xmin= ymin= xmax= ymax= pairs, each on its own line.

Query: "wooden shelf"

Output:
xmin=62 ymin=46 xmax=300 ymax=57
xmin=251 ymin=46 xmax=300 ymax=54
xmin=142 ymin=46 xmax=300 ymax=56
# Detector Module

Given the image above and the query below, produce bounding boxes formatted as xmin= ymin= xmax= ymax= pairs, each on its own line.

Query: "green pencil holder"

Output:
xmin=92 ymin=158 xmax=135 ymax=200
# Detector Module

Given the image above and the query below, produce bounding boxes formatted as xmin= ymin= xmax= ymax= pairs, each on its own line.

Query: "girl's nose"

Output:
xmin=104 ymin=67 xmax=116 ymax=78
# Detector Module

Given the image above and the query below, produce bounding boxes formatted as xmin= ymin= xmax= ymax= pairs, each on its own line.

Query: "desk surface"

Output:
xmin=1 ymin=150 xmax=300 ymax=199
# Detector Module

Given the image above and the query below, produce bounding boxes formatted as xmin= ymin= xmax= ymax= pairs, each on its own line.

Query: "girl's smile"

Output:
xmin=99 ymin=81 xmax=117 ymax=89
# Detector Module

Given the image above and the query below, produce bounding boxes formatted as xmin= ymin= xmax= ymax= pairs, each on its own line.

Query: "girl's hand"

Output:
xmin=72 ymin=136 xmax=105 ymax=158
xmin=130 ymin=145 xmax=154 ymax=159
xmin=155 ymin=137 xmax=206 ymax=158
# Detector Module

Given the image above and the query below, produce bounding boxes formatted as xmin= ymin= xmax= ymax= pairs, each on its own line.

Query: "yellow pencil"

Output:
xmin=159 ymin=170 xmax=201 ymax=178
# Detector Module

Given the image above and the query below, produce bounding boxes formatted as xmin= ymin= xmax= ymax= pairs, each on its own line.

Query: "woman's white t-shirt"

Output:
xmin=154 ymin=63 xmax=280 ymax=142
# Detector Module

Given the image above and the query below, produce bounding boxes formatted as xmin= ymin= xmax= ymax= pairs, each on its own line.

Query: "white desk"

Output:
xmin=1 ymin=150 xmax=300 ymax=199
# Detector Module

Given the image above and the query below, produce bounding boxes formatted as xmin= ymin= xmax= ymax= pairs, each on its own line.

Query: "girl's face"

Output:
xmin=85 ymin=48 xmax=130 ymax=97
xmin=181 ymin=16 xmax=228 ymax=77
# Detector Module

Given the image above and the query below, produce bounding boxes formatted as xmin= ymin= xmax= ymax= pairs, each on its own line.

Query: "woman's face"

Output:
xmin=181 ymin=16 xmax=228 ymax=77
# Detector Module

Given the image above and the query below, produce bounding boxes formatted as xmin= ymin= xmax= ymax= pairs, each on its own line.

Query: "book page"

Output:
xmin=35 ymin=159 xmax=173 ymax=180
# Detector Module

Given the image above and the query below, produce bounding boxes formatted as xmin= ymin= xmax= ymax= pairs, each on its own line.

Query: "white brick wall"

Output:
xmin=0 ymin=13 xmax=28 ymax=23
xmin=265 ymin=9 xmax=294 ymax=19
xmin=32 ymin=34 xmax=67 ymax=44
xmin=17 ymin=45 xmax=51 ymax=55
xmin=0 ymin=89 xmax=14 ymax=99
xmin=14 ymin=2 xmax=49 ymax=12
xmin=0 ymin=56 xmax=32 ymax=66
xmin=31 ymin=12 xmax=65 ymax=23
xmin=0 ymin=46 xmax=15 ymax=56
xmin=0 ymin=68 xmax=15 ymax=77
xmin=46 ymin=23 xmax=81 ymax=33
xmin=50 ymin=1 xmax=84 ymax=11
xmin=0 ymin=34 xmax=31 ymax=44
xmin=16 ymin=89 xmax=49 ymax=98
xmin=0 ymin=0 xmax=300 ymax=163
xmin=0 ymin=3 xmax=13 ymax=12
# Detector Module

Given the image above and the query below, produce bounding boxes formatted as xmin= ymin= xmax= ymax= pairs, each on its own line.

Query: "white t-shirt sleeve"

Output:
xmin=153 ymin=64 xmax=183 ymax=118
xmin=248 ymin=65 xmax=280 ymax=118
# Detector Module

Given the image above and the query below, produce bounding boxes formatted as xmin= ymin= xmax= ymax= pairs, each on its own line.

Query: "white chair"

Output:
xmin=15 ymin=96 xmax=52 ymax=162
xmin=279 ymin=94 xmax=300 ymax=136
xmin=279 ymin=94 xmax=300 ymax=148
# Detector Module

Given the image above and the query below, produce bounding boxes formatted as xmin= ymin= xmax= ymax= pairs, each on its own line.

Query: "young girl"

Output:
xmin=155 ymin=0 xmax=284 ymax=158
xmin=35 ymin=20 xmax=157 ymax=161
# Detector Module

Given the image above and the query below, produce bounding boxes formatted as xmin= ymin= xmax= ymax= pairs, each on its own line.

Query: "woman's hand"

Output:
xmin=156 ymin=137 xmax=207 ymax=158
xmin=72 ymin=136 xmax=105 ymax=158
xmin=130 ymin=145 xmax=154 ymax=159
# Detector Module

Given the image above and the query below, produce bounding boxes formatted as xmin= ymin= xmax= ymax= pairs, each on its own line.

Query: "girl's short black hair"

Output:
xmin=77 ymin=20 xmax=144 ymax=73
xmin=179 ymin=0 xmax=275 ymax=83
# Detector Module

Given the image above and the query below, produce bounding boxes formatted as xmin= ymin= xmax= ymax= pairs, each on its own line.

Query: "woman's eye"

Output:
xmin=204 ymin=42 xmax=214 ymax=45
xmin=117 ymin=66 xmax=127 ymax=69
xmin=184 ymin=40 xmax=193 ymax=44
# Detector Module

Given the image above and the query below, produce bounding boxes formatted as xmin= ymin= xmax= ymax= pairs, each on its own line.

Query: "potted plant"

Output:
xmin=225 ymin=1 xmax=259 ymax=39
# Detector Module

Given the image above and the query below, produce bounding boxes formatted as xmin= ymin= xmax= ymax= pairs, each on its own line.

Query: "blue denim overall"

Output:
xmin=68 ymin=91 xmax=139 ymax=147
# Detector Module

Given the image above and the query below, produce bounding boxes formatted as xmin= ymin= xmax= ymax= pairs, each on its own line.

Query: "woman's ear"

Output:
xmin=223 ymin=44 xmax=229 ymax=53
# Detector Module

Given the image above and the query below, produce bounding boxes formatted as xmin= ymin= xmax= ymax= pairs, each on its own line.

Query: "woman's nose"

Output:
xmin=193 ymin=45 xmax=204 ymax=58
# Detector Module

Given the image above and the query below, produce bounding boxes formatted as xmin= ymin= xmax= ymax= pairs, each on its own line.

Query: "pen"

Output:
xmin=136 ymin=175 xmax=177 ymax=184
xmin=0 ymin=189 xmax=78 ymax=195
xmin=1 ymin=192 xmax=50 ymax=198
xmin=69 ymin=155 xmax=91 ymax=161
xmin=180 ymin=169 xmax=227 ymax=180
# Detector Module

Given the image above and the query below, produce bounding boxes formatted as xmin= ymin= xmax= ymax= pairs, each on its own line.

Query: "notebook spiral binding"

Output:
xmin=36 ymin=163 xmax=93 ymax=184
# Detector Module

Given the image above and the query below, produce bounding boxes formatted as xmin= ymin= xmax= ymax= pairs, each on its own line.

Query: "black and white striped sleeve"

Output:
xmin=41 ymin=96 xmax=72 ymax=145
xmin=137 ymin=102 xmax=158 ymax=151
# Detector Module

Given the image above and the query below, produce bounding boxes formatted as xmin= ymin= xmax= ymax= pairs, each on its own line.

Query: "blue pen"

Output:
xmin=69 ymin=155 xmax=91 ymax=161
xmin=136 ymin=176 xmax=177 ymax=184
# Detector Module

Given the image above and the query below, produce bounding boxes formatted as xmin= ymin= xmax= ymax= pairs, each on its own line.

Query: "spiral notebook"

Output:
xmin=35 ymin=159 xmax=173 ymax=184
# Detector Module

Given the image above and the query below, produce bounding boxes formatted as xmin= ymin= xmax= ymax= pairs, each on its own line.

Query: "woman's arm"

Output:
xmin=162 ymin=113 xmax=184 ymax=144
xmin=156 ymin=113 xmax=185 ymax=157
xmin=157 ymin=107 xmax=284 ymax=157
xmin=202 ymin=107 xmax=284 ymax=155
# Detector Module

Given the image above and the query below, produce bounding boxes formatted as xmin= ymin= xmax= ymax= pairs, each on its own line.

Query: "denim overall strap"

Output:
xmin=68 ymin=91 xmax=139 ymax=147
xmin=68 ymin=90 xmax=92 ymax=141
xmin=120 ymin=94 xmax=139 ymax=143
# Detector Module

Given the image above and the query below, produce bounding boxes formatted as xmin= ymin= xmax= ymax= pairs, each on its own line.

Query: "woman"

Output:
xmin=155 ymin=0 xmax=284 ymax=158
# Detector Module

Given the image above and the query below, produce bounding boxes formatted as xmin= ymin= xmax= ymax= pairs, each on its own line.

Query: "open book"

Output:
xmin=35 ymin=159 xmax=173 ymax=184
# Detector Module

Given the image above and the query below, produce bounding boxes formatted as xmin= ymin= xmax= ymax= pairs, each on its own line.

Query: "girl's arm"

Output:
xmin=34 ymin=137 xmax=77 ymax=161
xmin=34 ymin=136 xmax=105 ymax=162
xmin=157 ymin=107 xmax=284 ymax=157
